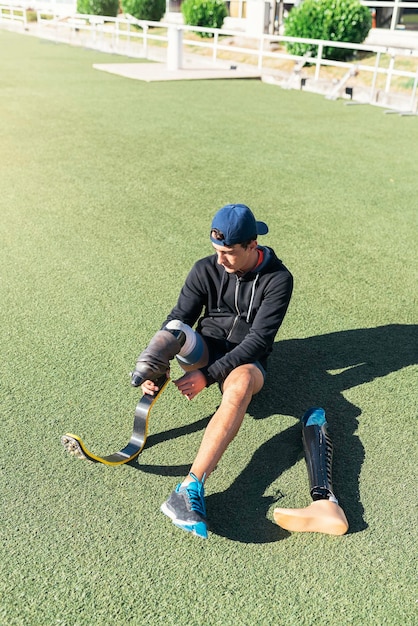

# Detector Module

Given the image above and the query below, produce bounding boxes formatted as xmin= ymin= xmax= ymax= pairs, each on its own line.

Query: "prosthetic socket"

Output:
xmin=302 ymin=407 xmax=339 ymax=504
xmin=131 ymin=320 xmax=208 ymax=387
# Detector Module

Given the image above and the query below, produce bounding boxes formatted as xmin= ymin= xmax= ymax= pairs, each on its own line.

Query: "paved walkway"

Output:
xmin=93 ymin=62 xmax=261 ymax=82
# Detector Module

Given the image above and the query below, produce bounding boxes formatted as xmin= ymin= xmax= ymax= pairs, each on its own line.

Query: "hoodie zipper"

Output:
xmin=226 ymin=276 xmax=242 ymax=340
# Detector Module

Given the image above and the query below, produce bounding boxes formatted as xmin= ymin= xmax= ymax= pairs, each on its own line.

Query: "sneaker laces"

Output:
xmin=183 ymin=472 xmax=206 ymax=516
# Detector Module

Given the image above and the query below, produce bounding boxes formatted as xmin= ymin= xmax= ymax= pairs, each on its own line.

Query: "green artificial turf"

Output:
xmin=0 ymin=27 xmax=417 ymax=626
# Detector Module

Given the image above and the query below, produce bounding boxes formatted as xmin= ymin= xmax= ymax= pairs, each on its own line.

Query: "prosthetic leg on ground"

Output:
xmin=131 ymin=320 xmax=208 ymax=387
xmin=274 ymin=407 xmax=348 ymax=535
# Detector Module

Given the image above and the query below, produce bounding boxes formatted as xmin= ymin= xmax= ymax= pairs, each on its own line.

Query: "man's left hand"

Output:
xmin=173 ymin=370 xmax=207 ymax=401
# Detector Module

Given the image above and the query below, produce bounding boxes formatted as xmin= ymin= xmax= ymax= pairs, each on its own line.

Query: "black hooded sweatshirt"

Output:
xmin=164 ymin=246 xmax=293 ymax=386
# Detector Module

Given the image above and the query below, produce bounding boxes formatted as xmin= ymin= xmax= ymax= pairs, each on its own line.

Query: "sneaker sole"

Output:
xmin=160 ymin=502 xmax=208 ymax=539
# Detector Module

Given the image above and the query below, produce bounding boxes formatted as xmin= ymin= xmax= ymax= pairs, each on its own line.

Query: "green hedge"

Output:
xmin=284 ymin=0 xmax=372 ymax=61
xmin=120 ymin=0 xmax=166 ymax=21
xmin=181 ymin=0 xmax=227 ymax=37
xmin=77 ymin=0 xmax=119 ymax=17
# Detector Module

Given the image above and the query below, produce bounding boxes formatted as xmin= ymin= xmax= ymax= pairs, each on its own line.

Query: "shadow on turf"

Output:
xmin=136 ymin=324 xmax=417 ymax=543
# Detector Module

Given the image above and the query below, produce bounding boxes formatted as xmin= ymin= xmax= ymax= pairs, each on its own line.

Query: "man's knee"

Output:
xmin=223 ymin=364 xmax=264 ymax=398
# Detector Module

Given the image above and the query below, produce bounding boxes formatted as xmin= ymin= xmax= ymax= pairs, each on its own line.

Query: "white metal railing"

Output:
xmin=0 ymin=4 xmax=27 ymax=25
xmin=2 ymin=9 xmax=418 ymax=112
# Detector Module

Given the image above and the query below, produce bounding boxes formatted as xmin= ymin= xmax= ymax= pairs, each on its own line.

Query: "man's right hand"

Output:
xmin=141 ymin=370 xmax=169 ymax=396
xmin=141 ymin=380 xmax=160 ymax=396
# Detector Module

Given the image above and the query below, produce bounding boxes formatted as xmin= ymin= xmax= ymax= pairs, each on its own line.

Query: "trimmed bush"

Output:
xmin=26 ymin=9 xmax=38 ymax=22
xmin=181 ymin=0 xmax=227 ymax=37
xmin=284 ymin=0 xmax=372 ymax=61
xmin=120 ymin=0 xmax=166 ymax=21
xmin=77 ymin=0 xmax=119 ymax=17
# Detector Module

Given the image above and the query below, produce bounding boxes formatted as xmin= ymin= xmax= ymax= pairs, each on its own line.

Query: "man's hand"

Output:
xmin=173 ymin=370 xmax=207 ymax=401
xmin=140 ymin=370 xmax=169 ymax=396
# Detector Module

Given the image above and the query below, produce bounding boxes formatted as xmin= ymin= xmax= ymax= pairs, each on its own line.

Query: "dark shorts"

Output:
xmin=202 ymin=335 xmax=267 ymax=382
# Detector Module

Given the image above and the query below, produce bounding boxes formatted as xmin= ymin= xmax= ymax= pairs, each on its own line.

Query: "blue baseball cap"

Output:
xmin=210 ymin=204 xmax=269 ymax=246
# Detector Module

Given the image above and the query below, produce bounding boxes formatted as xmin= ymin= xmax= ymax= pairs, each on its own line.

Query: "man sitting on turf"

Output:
xmin=134 ymin=203 xmax=293 ymax=538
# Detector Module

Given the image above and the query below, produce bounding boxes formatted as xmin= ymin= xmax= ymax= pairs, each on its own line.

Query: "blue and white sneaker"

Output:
xmin=160 ymin=473 xmax=208 ymax=539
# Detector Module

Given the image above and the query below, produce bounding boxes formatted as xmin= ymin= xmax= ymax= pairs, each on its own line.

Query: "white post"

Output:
xmin=385 ymin=54 xmax=395 ymax=93
xmin=127 ymin=19 xmax=131 ymax=54
xmin=315 ymin=43 xmax=323 ymax=82
xmin=409 ymin=70 xmax=418 ymax=113
xmin=258 ymin=36 xmax=264 ymax=70
xmin=167 ymin=25 xmax=183 ymax=71
xmin=370 ymin=50 xmax=381 ymax=103
xmin=213 ymin=31 xmax=218 ymax=65
xmin=143 ymin=24 xmax=148 ymax=59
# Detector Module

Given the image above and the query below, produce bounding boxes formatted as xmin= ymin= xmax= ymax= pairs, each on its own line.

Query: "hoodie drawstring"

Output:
xmin=246 ymin=274 xmax=259 ymax=323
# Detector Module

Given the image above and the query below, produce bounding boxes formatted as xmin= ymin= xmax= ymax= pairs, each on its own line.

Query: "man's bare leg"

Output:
xmin=273 ymin=407 xmax=349 ymax=536
xmin=185 ymin=364 xmax=264 ymax=482
xmin=161 ymin=364 xmax=264 ymax=538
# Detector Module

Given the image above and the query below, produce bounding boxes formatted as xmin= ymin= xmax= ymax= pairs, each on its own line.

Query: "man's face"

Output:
xmin=212 ymin=241 xmax=258 ymax=274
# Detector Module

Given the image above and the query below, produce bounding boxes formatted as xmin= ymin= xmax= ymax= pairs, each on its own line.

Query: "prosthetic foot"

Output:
xmin=273 ymin=500 xmax=348 ymax=535
xmin=130 ymin=320 xmax=208 ymax=387
xmin=274 ymin=407 xmax=348 ymax=536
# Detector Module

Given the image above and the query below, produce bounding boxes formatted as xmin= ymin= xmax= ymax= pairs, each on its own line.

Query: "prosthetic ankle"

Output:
xmin=130 ymin=320 xmax=208 ymax=387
